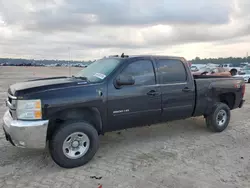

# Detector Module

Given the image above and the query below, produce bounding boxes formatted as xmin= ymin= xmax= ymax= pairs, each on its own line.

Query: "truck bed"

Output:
xmin=193 ymin=75 xmax=232 ymax=79
xmin=192 ymin=76 xmax=244 ymax=117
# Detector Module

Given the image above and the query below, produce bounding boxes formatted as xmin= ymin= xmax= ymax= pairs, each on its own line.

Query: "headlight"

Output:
xmin=16 ymin=99 xmax=42 ymax=120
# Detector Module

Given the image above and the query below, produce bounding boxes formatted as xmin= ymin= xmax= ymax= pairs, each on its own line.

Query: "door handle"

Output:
xmin=147 ymin=90 xmax=160 ymax=96
xmin=182 ymin=87 xmax=192 ymax=92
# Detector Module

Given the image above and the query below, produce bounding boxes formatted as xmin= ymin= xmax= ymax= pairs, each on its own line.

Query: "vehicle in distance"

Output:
xmin=192 ymin=67 xmax=232 ymax=77
xmin=234 ymin=69 xmax=250 ymax=83
xmin=218 ymin=63 xmax=242 ymax=76
xmin=3 ymin=54 xmax=246 ymax=168
xmin=190 ymin=64 xmax=206 ymax=72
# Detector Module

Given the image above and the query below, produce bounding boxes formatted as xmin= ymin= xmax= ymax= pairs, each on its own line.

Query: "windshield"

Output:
xmin=190 ymin=66 xmax=197 ymax=71
xmin=74 ymin=58 xmax=122 ymax=83
xmin=199 ymin=67 xmax=210 ymax=72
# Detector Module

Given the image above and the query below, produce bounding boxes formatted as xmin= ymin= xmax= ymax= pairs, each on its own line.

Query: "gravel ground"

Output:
xmin=0 ymin=66 xmax=250 ymax=188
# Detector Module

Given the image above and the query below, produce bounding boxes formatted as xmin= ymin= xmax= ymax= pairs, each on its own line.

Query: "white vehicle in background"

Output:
xmin=240 ymin=64 xmax=250 ymax=74
xmin=218 ymin=63 xmax=242 ymax=76
xmin=190 ymin=64 xmax=206 ymax=72
xmin=240 ymin=62 xmax=250 ymax=68
xmin=206 ymin=63 xmax=219 ymax=68
xmin=234 ymin=69 xmax=250 ymax=83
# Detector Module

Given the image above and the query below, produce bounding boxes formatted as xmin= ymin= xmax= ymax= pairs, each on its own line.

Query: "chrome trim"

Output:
xmin=77 ymin=81 xmax=88 ymax=85
xmin=159 ymin=82 xmax=187 ymax=86
xmin=6 ymin=99 xmax=15 ymax=109
xmin=8 ymin=94 xmax=17 ymax=99
xmin=2 ymin=110 xmax=49 ymax=149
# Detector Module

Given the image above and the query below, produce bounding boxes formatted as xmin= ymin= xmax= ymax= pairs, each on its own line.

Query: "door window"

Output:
xmin=119 ymin=60 xmax=156 ymax=86
xmin=156 ymin=59 xmax=187 ymax=83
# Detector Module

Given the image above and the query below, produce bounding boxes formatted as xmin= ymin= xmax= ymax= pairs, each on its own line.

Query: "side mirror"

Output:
xmin=116 ymin=75 xmax=135 ymax=86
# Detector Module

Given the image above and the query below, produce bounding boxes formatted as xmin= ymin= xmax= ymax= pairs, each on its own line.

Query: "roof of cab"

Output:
xmin=108 ymin=53 xmax=185 ymax=60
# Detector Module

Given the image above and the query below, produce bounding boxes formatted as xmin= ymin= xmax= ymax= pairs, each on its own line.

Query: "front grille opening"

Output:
xmin=7 ymin=92 xmax=17 ymax=119
xmin=9 ymin=110 xmax=13 ymax=117
xmin=7 ymin=92 xmax=17 ymax=109
xmin=8 ymin=97 xmax=12 ymax=104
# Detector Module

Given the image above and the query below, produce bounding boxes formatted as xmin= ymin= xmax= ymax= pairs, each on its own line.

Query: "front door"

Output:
xmin=106 ymin=58 xmax=161 ymax=131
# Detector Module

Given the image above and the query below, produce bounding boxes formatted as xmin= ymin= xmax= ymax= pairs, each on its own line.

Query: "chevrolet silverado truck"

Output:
xmin=2 ymin=54 xmax=245 ymax=168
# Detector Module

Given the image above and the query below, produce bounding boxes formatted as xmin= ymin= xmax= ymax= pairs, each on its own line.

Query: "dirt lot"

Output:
xmin=0 ymin=66 xmax=250 ymax=188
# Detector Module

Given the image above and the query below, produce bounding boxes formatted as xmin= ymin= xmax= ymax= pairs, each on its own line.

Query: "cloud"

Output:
xmin=1 ymin=0 xmax=233 ymax=32
xmin=30 ymin=0 xmax=232 ymax=30
xmin=0 ymin=0 xmax=250 ymax=60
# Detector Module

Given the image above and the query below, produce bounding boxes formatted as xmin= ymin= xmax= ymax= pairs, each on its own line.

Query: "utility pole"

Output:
xmin=246 ymin=52 xmax=248 ymax=64
xmin=68 ymin=47 xmax=71 ymax=76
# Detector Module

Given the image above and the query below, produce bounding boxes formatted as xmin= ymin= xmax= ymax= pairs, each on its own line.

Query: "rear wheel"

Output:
xmin=205 ymin=102 xmax=231 ymax=132
xmin=49 ymin=121 xmax=99 ymax=168
xmin=248 ymin=78 xmax=250 ymax=83
xmin=230 ymin=69 xmax=237 ymax=76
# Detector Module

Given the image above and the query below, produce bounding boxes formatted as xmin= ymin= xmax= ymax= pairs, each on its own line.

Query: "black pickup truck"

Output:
xmin=3 ymin=54 xmax=245 ymax=168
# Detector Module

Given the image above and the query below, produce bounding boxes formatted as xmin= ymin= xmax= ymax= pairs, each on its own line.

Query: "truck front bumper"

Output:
xmin=2 ymin=110 xmax=49 ymax=149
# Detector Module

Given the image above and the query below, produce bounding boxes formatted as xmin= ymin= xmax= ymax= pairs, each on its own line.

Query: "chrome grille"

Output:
xmin=7 ymin=93 xmax=17 ymax=110
xmin=6 ymin=90 xmax=17 ymax=119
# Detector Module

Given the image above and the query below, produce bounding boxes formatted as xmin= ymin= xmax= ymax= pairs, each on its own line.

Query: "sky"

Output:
xmin=0 ymin=0 xmax=250 ymax=61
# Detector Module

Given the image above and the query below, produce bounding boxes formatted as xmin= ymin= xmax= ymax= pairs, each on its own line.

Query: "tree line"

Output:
xmin=0 ymin=58 xmax=92 ymax=66
xmin=0 ymin=56 xmax=249 ymax=66
xmin=191 ymin=56 xmax=250 ymax=65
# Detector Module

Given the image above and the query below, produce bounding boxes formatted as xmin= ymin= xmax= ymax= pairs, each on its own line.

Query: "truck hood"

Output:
xmin=8 ymin=76 xmax=88 ymax=96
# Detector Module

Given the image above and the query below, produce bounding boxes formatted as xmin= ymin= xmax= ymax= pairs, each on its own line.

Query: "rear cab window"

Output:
xmin=156 ymin=59 xmax=187 ymax=84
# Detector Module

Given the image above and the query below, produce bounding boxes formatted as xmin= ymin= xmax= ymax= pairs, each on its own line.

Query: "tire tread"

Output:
xmin=49 ymin=120 xmax=99 ymax=168
xmin=206 ymin=102 xmax=231 ymax=132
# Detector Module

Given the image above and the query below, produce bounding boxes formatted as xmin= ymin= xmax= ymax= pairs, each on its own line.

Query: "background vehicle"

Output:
xmin=234 ymin=69 xmax=250 ymax=83
xmin=218 ymin=63 xmax=242 ymax=76
xmin=192 ymin=67 xmax=231 ymax=76
xmin=190 ymin=64 xmax=206 ymax=72
xmin=191 ymin=67 xmax=211 ymax=75
xmin=208 ymin=67 xmax=231 ymax=76
xmin=3 ymin=54 xmax=245 ymax=168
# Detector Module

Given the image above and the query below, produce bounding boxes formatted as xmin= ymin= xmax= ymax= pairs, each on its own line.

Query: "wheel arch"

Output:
xmin=47 ymin=107 xmax=103 ymax=140
xmin=218 ymin=92 xmax=235 ymax=109
xmin=204 ymin=92 xmax=235 ymax=117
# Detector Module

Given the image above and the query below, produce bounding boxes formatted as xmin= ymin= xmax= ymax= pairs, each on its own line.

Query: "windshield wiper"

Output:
xmin=72 ymin=75 xmax=89 ymax=82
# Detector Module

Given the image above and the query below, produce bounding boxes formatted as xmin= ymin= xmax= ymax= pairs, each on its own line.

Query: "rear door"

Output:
xmin=106 ymin=58 xmax=161 ymax=131
xmin=155 ymin=58 xmax=195 ymax=121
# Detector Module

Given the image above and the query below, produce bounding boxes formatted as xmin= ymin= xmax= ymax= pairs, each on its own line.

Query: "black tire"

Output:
xmin=205 ymin=102 xmax=231 ymax=132
xmin=230 ymin=69 xmax=237 ymax=76
xmin=49 ymin=121 xmax=99 ymax=168
xmin=248 ymin=78 xmax=250 ymax=83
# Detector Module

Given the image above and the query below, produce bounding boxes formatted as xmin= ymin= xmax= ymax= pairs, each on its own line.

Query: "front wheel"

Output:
xmin=205 ymin=102 xmax=231 ymax=132
xmin=49 ymin=121 xmax=99 ymax=168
